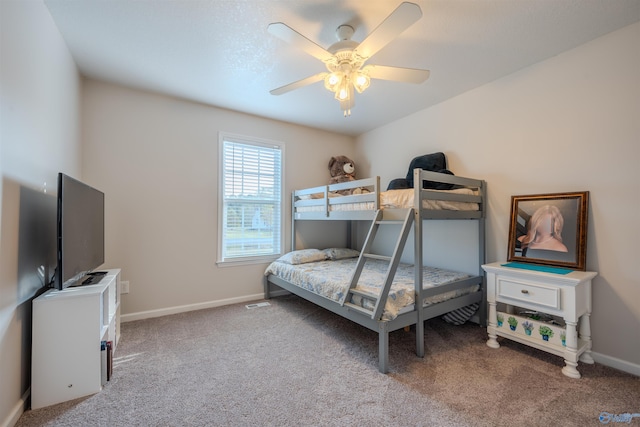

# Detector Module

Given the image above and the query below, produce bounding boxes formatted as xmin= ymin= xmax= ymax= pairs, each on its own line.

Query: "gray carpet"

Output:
xmin=17 ymin=295 xmax=640 ymax=426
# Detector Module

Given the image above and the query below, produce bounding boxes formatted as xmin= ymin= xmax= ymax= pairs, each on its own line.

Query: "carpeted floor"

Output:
xmin=17 ymin=295 xmax=640 ymax=426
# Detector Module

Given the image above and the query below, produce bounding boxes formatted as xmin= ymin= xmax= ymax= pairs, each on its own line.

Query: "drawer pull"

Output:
xmin=521 ymin=290 xmax=529 ymax=294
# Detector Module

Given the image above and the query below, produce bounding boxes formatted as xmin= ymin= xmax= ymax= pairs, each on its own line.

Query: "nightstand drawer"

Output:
xmin=497 ymin=278 xmax=560 ymax=310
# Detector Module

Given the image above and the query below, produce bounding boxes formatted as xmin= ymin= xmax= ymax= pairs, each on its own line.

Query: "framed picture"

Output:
xmin=507 ymin=191 xmax=589 ymax=270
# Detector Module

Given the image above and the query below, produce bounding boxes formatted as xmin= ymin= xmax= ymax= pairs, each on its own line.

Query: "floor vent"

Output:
xmin=245 ymin=302 xmax=271 ymax=309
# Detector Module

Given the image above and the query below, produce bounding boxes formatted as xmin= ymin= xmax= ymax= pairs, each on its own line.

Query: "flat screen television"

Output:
xmin=56 ymin=173 xmax=105 ymax=290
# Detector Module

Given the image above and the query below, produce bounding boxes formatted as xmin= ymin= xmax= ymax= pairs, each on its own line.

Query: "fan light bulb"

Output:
xmin=353 ymin=72 xmax=370 ymax=93
xmin=324 ymin=72 xmax=342 ymax=92
xmin=335 ymin=78 xmax=351 ymax=101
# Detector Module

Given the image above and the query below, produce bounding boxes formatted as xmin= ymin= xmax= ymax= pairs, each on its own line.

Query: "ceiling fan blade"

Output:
xmin=268 ymin=22 xmax=334 ymax=62
xmin=270 ymin=72 xmax=328 ymax=96
xmin=364 ymin=65 xmax=430 ymax=84
xmin=354 ymin=2 xmax=422 ymax=60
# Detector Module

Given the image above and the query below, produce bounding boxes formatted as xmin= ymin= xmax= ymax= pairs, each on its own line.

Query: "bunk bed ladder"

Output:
xmin=341 ymin=208 xmax=414 ymax=320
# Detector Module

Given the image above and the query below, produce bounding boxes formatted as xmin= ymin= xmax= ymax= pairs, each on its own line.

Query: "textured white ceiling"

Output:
xmin=44 ymin=0 xmax=640 ymax=136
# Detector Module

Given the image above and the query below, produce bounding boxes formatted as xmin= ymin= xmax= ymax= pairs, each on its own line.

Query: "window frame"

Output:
xmin=217 ymin=132 xmax=285 ymax=266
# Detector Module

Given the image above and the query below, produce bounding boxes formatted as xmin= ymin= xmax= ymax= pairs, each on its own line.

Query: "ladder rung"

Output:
xmin=363 ymin=253 xmax=392 ymax=261
xmin=375 ymin=220 xmax=403 ymax=225
xmin=349 ymin=288 xmax=379 ymax=301
xmin=344 ymin=302 xmax=374 ymax=317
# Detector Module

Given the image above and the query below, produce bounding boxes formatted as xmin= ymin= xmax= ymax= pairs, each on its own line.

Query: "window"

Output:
xmin=218 ymin=133 xmax=284 ymax=265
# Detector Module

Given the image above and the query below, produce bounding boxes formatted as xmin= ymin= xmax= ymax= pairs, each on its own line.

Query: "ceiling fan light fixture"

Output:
xmin=324 ymin=72 xmax=341 ymax=92
xmin=268 ymin=2 xmax=429 ymax=117
xmin=325 ymin=69 xmax=365 ymax=115
xmin=353 ymin=71 xmax=370 ymax=93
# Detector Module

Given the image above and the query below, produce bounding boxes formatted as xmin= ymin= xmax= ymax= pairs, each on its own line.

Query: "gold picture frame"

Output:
xmin=507 ymin=191 xmax=589 ymax=270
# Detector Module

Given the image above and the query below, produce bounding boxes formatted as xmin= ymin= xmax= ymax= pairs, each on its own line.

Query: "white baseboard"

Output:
xmin=2 ymin=388 xmax=29 ymax=427
xmin=120 ymin=293 xmax=267 ymax=322
xmin=591 ymin=351 xmax=640 ymax=377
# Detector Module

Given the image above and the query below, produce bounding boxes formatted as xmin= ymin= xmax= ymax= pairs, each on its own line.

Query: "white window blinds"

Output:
xmin=219 ymin=136 xmax=283 ymax=263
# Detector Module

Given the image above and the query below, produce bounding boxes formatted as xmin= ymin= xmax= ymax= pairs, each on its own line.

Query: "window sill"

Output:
xmin=216 ymin=255 xmax=280 ymax=268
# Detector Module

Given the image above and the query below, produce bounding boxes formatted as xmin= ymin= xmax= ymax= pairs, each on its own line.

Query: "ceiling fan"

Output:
xmin=268 ymin=2 xmax=430 ymax=116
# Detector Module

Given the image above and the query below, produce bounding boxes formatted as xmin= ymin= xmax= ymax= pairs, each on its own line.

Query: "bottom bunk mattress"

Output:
xmin=264 ymin=249 xmax=479 ymax=321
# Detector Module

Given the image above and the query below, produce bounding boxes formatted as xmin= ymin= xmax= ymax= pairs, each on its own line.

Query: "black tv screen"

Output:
xmin=56 ymin=173 xmax=105 ymax=290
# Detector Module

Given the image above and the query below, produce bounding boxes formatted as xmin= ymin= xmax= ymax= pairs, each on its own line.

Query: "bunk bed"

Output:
xmin=264 ymin=168 xmax=486 ymax=373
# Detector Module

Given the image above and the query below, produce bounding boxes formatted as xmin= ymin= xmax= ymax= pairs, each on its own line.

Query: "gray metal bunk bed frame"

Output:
xmin=264 ymin=168 xmax=486 ymax=373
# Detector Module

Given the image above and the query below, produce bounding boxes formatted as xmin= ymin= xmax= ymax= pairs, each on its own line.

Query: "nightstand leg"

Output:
xmin=562 ymin=321 xmax=581 ymax=378
xmin=578 ymin=313 xmax=594 ymax=364
xmin=486 ymin=301 xmax=500 ymax=349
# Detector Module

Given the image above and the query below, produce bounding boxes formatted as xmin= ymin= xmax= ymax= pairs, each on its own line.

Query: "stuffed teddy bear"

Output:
xmin=328 ymin=155 xmax=368 ymax=195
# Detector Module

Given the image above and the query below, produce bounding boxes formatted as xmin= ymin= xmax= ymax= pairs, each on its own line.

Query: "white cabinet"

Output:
xmin=31 ymin=269 xmax=121 ymax=409
xmin=483 ymin=262 xmax=596 ymax=378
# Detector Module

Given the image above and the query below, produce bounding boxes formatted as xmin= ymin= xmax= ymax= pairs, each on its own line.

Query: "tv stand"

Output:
xmin=31 ymin=268 xmax=121 ymax=409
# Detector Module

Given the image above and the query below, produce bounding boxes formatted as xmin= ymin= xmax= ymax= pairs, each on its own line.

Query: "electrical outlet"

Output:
xmin=121 ymin=281 xmax=130 ymax=294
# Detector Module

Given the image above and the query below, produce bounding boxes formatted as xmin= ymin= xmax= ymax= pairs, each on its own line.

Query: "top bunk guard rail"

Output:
xmin=415 ymin=169 xmax=483 ymax=189
xmin=292 ymin=185 xmax=329 ymax=219
xmin=328 ymin=176 xmax=379 ymax=194
xmin=329 ymin=176 xmax=380 ymax=191
xmin=413 ymin=169 xmax=485 ymax=220
xmin=291 ymin=170 xmax=485 ymax=220
xmin=293 ymin=176 xmax=380 ymax=220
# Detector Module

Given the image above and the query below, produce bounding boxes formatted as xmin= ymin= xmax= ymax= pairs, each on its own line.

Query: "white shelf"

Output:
xmin=31 ymin=268 xmax=121 ymax=409
xmin=493 ymin=317 xmax=590 ymax=359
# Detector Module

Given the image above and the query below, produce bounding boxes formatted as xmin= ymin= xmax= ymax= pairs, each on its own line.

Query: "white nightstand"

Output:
xmin=482 ymin=262 xmax=597 ymax=378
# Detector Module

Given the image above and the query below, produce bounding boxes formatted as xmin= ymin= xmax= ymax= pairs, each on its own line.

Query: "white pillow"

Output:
xmin=322 ymin=247 xmax=361 ymax=260
xmin=276 ymin=249 xmax=328 ymax=265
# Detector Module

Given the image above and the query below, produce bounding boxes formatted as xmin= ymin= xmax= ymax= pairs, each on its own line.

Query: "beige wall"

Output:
xmin=355 ymin=22 xmax=640 ymax=373
xmin=0 ymin=1 xmax=82 ymax=425
xmin=2 ymin=3 xmax=638 ymax=424
xmin=81 ymin=80 xmax=355 ymax=318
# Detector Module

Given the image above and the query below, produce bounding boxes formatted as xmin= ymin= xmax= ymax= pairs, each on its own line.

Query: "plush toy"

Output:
xmin=328 ymin=155 xmax=367 ymax=195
